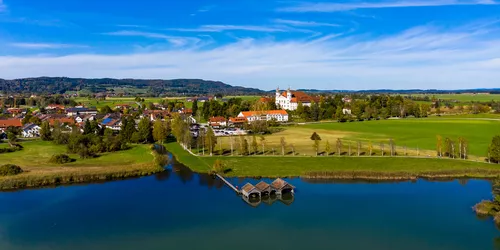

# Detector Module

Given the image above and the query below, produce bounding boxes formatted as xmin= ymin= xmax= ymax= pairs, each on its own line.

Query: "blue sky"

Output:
xmin=0 ymin=0 xmax=499 ymax=90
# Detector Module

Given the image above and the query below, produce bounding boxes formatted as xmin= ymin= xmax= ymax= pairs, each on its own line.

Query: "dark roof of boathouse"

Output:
xmin=255 ymin=181 xmax=271 ymax=192
xmin=271 ymin=178 xmax=295 ymax=190
xmin=241 ymin=183 xmax=258 ymax=194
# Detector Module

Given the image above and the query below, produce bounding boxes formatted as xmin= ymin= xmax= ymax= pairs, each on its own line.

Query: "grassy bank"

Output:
xmin=0 ymin=141 xmax=164 ymax=190
xmin=166 ymin=142 xmax=500 ymax=179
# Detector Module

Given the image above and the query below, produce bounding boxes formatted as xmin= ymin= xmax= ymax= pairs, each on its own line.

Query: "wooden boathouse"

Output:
xmin=270 ymin=178 xmax=295 ymax=195
xmin=241 ymin=183 xmax=261 ymax=198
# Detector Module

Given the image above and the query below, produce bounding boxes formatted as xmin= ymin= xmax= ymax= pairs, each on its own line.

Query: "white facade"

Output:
xmin=22 ymin=124 xmax=41 ymax=138
xmin=275 ymin=88 xmax=312 ymax=111
xmin=238 ymin=111 xmax=289 ymax=123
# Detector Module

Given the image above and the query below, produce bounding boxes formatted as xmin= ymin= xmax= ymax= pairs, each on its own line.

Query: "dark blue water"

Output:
xmin=0 ymin=156 xmax=498 ymax=250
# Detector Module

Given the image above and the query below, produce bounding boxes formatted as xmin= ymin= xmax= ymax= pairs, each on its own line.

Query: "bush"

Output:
xmin=49 ymin=154 xmax=74 ymax=164
xmin=0 ymin=164 xmax=23 ymax=176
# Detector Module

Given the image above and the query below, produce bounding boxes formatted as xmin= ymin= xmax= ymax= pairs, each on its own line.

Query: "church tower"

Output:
xmin=286 ymin=87 xmax=292 ymax=101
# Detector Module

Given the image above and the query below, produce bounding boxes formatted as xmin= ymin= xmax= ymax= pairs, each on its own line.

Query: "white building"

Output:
xmin=21 ymin=123 xmax=41 ymax=138
xmin=275 ymin=88 xmax=316 ymax=111
xmin=238 ymin=110 xmax=289 ymax=123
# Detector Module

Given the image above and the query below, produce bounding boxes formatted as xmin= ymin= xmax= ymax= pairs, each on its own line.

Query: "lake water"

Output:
xmin=0 ymin=154 xmax=499 ymax=250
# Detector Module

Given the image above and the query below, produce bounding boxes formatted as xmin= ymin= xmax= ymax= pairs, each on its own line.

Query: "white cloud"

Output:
xmin=104 ymin=30 xmax=201 ymax=47
xmin=0 ymin=0 xmax=6 ymax=12
xmin=279 ymin=0 xmax=498 ymax=12
xmin=169 ymin=25 xmax=291 ymax=33
xmin=2 ymin=22 xmax=500 ymax=90
xmin=273 ymin=19 xmax=340 ymax=27
xmin=9 ymin=43 xmax=87 ymax=49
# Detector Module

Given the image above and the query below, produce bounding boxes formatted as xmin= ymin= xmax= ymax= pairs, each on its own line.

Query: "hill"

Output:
xmin=0 ymin=77 xmax=264 ymax=96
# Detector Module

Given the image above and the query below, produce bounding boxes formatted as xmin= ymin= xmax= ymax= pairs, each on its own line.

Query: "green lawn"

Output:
xmin=0 ymin=140 xmax=153 ymax=168
xmin=165 ymin=142 xmax=500 ymax=178
xmin=413 ymin=94 xmax=500 ymax=102
xmin=302 ymin=117 xmax=499 ymax=157
xmin=0 ymin=140 xmax=162 ymax=190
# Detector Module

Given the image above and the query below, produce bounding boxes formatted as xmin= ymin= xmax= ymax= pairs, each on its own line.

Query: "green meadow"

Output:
xmin=413 ymin=93 xmax=500 ymax=102
xmin=0 ymin=140 xmax=162 ymax=189
xmin=165 ymin=143 xmax=500 ymax=179
xmin=301 ymin=117 xmax=499 ymax=157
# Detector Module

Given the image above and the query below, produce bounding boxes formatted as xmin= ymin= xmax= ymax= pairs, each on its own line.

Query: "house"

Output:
xmin=66 ymin=107 xmax=98 ymax=116
xmin=6 ymin=108 xmax=26 ymax=116
xmin=114 ymin=104 xmax=131 ymax=110
xmin=46 ymin=104 xmax=65 ymax=110
xmin=270 ymin=178 xmax=295 ymax=195
xmin=142 ymin=110 xmax=170 ymax=121
xmin=255 ymin=181 xmax=271 ymax=196
xmin=228 ymin=117 xmax=247 ymax=126
xmin=209 ymin=116 xmax=227 ymax=127
xmin=0 ymin=119 xmax=22 ymax=132
xmin=275 ymin=88 xmax=317 ymax=111
xmin=342 ymin=97 xmax=352 ymax=103
xmin=179 ymin=108 xmax=193 ymax=115
xmin=49 ymin=117 xmax=75 ymax=126
xmin=238 ymin=110 xmax=289 ymax=123
xmin=21 ymin=123 xmax=41 ymax=138
xmin=101 ymin=118 xmax=122 ymax=131
xmin=241 ymin=183 xmax=261 ymax=198
xmin=342 ymin=108 xmax=352 ymax=115
xmin=75 ymin=114 xmax=96 ymax=124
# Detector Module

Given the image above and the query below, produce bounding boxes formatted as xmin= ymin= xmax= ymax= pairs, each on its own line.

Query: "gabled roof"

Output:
xmin=0 ymin=119 xmax=22 ymax=128
xmin=255 ymin=181 xmax=271 ymax=192
xmin=241 ymin=183 xmax=258 ymax=194
xmin=49 ymin=118 xmax=75 ymax=126
xmin=240 ymin=110 xmax=288 ymax=117
xmin=209 ymin=116 xmax=226 ymax=123
xmin=22 ymin=123 xmax=40 ymax=130
xmin=271 ymin=178 xmax=295 ymax=190
xmin=229 ymin=117 xmax=247 ymax=123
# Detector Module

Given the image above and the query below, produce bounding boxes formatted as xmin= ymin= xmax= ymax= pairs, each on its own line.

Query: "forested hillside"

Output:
xmin=0 ymin=77 xmax=264 ymax=96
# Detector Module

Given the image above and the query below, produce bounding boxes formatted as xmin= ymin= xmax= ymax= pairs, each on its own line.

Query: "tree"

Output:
xmin=83 ymin=120 xmax=93 ymax=135
xmin=152 ymin=120 xmax=167 ymax=143
xmin=380 ymin=142 xmax=385 ymax=156
xmin=7 ymin=132 xmax=17 ymax=143
xmin=488 ymin=136 xmax=500 ymax=163
xmin=192 ymin=100 xmax=198 ymax=116
xmin=436 ymin=135 xmax=443 ymax=157
xmin=389 ymin=138 xmax=395 ymax=156
xmin=40 ymin=121 xmax=52 ymax=141
xmin=357 ymin=141 xmax=362 ymax=156
xmin=138 ymin=117 xmax=153 ymax=143
xmin=252 ymin=135 xmax=258 ymax=155
xmin=325 ymin=140 xmax=331 ymax=156
xmin=206 ymin=127 xmax=217 ymax=156
xmin=280 ymin=137 xmax=286 ymax=156
xmin=241 ymin=138 xmax=249 ymax=156
xmin=336 ymin=138 xmax=342 ymax=156
xmin=100 ymin=105 xmax=113 ymax=114
xmin=260 ymin=136 xmax=266 ymax=155
xmin=120 ymin=116 xmax=136 ymax=142
xmin=310 ymin=132 xmax=321 ymax=156
xmin=368 ymin=141 xmax=373 ymax=156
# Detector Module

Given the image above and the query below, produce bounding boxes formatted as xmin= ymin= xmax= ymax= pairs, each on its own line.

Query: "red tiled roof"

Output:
xmin=49 ymin=118 xmax=75 ymax=126
xmin=240 ymin=110 xmax=288 ymax=117
xmin=0 ymin=119 xmax=22 ymax=128
xmin=209 ymin=116 xmax=226 ymax=123
xmin=229 ymin=117 xmax=247 ymax=123
xmin=281 ymin=91 xmax=317 ymax=103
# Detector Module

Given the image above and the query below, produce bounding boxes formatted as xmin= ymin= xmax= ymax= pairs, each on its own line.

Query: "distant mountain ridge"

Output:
xmin=0 ymin=77 xmax=264 ymax=96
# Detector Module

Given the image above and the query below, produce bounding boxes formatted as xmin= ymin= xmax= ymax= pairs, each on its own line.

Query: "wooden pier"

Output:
xmin=215 ymin=173 xmax=241 ymax=194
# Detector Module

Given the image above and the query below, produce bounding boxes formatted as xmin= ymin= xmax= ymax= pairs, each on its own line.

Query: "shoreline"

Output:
xmin=0 ymin=145 xmax=166 ymax=191
xmin=165 ymin=142 xmax=500 ymax=181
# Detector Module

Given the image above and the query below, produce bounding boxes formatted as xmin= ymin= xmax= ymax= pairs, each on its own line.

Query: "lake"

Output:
xmin=0 ymin=154 xmax=499 ymax=250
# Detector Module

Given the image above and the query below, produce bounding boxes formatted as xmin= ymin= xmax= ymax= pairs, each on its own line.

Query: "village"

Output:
xmin=0 ymin=88 xmax=324 ymax=140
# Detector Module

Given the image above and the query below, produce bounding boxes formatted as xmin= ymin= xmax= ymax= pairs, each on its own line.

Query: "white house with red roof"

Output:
xmin=237 ymin=110 xmax=288 ymax=123
xmin=275 ymin=87 xmax=317 ymax=111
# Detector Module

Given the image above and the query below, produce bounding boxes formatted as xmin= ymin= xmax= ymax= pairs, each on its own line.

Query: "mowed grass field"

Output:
xmin=413 ymin=94 xmax=500 ymax=102
xmin=0 ymin=140 xmax=153 ymax=168
xmin=0 ymin=140 xmax=162 ymax=189
xmin=209 ymin=117 xmax=499 ymax=159
xmin=302 ymin=118 xmax=499 ymax=157
xmin=166 ymin=143 xmax=500 ymax=178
